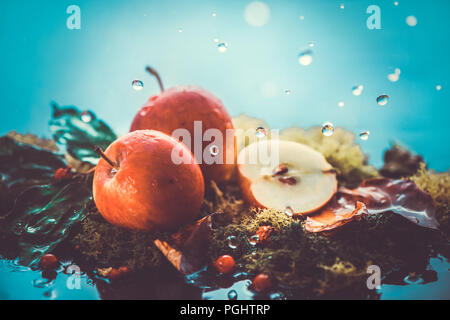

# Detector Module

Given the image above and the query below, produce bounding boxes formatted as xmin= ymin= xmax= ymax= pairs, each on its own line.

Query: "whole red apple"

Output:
xmin=130 ymin=67 xmax=236 ymax=183
xmin=93 ymin=130 xmax=205 ymax=231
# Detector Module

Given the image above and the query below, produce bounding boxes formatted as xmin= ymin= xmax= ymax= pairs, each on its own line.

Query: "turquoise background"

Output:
xmin=0 ymin=0 xmax=449 ymax=300
xmin=1 ymin=0 xmax=449 ymax=171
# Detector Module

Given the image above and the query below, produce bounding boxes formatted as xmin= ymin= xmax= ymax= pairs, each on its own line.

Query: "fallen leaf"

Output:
xmin=154 ymin=215 xmax=213 ymax=275
xmin=305 ymin=178 xmax=439 ymax=233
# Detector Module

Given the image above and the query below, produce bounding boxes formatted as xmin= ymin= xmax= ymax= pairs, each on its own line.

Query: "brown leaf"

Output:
xmin=305 ymin=201 xmax=367 ymax=232
xmin=305 ymin=177 xmax=439 ymax=233
xmin=154 ymin=215 xmax=213 ymax=275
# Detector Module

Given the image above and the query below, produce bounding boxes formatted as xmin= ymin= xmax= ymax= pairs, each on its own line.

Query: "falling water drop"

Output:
xmin=298 ymin=49 xmax=313 ymax=66
xmin=177 ymin=28 xmax=183 ymax=33
xmin=338 ymin=101 xmax=344 ymax=108
xmin=213 ymin=38 xmax=219 ymax=43
xmin=284 ymin=89 xmax=291 ymax=95
xmin=218 ymin=42 xmax=228 ymax=53
xmin=376 ymin=94 xmax=389 ymax=106
xmin=436 ymin=85 xmax=442 ymax=91
xmin=321 ymin=122 xmax=334 ymax=136
xmin=255 ymin=126 xmax=267 ymax=138
xmin=359 ymin=131 xmax=370 ymax=141
xmin=131 ymin=80 xmax=144 ymax=91
xmin=352 ymin=85 xmax=364 ymax=96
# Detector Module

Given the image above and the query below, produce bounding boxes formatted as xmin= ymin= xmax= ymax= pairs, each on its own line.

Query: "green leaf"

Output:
xmin=0 ymin=136 xmax=66 ymax=198
xmin=49 ymin=103 xmax=117 ymax=164
xmin=0 ymin=135 xmax=92 ymax=266
xmin=0 ymin=181 xmax=91 ymax=266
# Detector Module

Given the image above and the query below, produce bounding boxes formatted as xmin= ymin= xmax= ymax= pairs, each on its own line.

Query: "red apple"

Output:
xmin=130 ymin=66 xmax=235 ymax=183
xmin=93 ymin=130 xmax=204 ymax=231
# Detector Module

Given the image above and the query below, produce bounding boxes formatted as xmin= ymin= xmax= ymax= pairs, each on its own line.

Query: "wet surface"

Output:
xmin=1 ymin=254 xmax=448 ymax=300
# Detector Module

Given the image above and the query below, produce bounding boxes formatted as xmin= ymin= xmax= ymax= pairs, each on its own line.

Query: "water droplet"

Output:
xmin=284 ymin=89 xmax=291 ymax=95
xmin=255 ymin=126 xmax=267 ymax=138
xmin=359 ymin=131 xmax=370 ymax=141
xmin=404 ymin=273 xmax=424 ymax=284
xmin=212 ymin=12 xmax=217 ymax=17
xmin=248 ymin=235 xmax=259 ymax=246
xmin=210 ymin=145 xmax=219 ymax=156
xmin=213 ymin=38 xmax=219 ymax=43
xmin=177 ymin=28 xmax=183 ymax=33
xmin=436 ymin=85 xmax=442 ymax=91
xmin=394 ymin=1 xmax=399 ymax=6
xmin=340 ymin=4 xmax=345 ymax=9
xmin=395 ymin=68 xmax=401 ymax=74
xmin=406 ymin=16 xmax=417 ymax=27
xmin=218 ymin=42 xmax=228 ymax=53
xmin=132 ymin=80 xmax=144 ymax=91
xmin=321 ymin=122 xmax=334 ymax=136
xmin=377 ymin=94 xmax=389 ymax=106
xmin=352 ymin=85 xmax=364 ymax=96
xmin=308 ymin=42 xmax=315 ymax=48
xmin=299 ymin=15 xmax=305 ymax=20
xmin=81 ymin=111 xmax=95 ymax=123
xmin=284 ymin=206 xmax=294 ymax=217
xmin=228 ymin=290 xmax=238 ymax=300
xmin=227 ymin=235 xmax=238 ymax=249
xmin=298 ymin=49 xmax=313 ymax=66
xmin=388 ymin=73 xmax=399 ymax=82
xmin=338 ymin=101 xmax=344 ymax=108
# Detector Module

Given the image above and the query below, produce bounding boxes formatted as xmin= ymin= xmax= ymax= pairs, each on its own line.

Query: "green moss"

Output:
xmin=209 ymin=205 xmax=445 ymax=297
xmin=410 ymin=163 xmax=450 ymax=233
xmin=70 ymin=202 xmax=167 ymax=271
xmin=280 ymin=126 xmax=378 ymax=187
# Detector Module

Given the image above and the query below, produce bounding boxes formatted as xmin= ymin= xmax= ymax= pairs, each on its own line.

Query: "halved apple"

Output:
xmin=237 ymin=139 xmax=338 ymax=216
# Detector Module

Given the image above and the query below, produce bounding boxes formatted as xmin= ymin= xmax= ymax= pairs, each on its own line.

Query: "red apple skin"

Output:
xmin=130 ymin=86 xmax=236 ymax=183
xmin=93 ymin=130 xmax=205 ymax=231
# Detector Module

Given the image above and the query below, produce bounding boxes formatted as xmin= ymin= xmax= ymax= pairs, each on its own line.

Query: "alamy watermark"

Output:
xmin=170 ymin=121 xmax=280 ymax=167
xmin=66 ymin=5 xmax=81 ymax=30
xmin=366 ymin=265 xmax=381 ymax=289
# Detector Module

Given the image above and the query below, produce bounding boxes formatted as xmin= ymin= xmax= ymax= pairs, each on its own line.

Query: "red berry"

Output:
xmin=255 ymin=226 xmax=276 ymax=244
xmin=108 ymin=266 xmax=130 ymax=280
xmin=39 ymin=254 xmax=59 ymax=270
xmin=214 ymin=255 xmax=235 ymax=274
xmin=54 ymin=166 xmax=72 ymax=181
xmin=252 ymin=273 xmax=272 ymax=292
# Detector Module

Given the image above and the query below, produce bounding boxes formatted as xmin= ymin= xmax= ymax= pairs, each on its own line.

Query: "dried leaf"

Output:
xmin=305 ymin=178 xmax=439 ymax=233
xmin=154 ymin=215 xmax=213 ymax=274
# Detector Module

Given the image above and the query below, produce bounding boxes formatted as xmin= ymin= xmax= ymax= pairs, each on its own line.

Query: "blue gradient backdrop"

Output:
xmin=0 ymin=0 xmax=449 ymax=171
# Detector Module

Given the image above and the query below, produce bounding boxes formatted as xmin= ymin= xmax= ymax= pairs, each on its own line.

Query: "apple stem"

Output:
xmin=146 ymin=66 xmax=164 ymax=92
xmin=94 ymin=146 xmax=119 ymax=170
